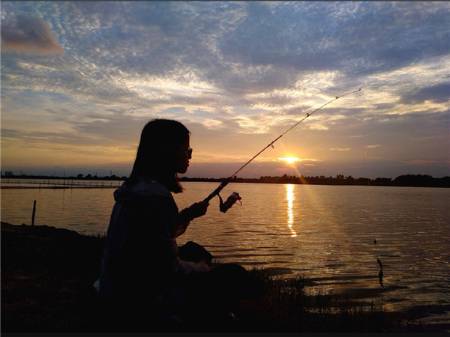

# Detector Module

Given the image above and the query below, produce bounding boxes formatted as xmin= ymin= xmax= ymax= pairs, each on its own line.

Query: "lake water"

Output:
xmin=2 ymin=180 xmax=450 ymax=320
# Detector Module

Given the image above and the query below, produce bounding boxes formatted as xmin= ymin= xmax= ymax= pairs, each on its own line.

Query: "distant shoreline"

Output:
xmin=1 ymin=174 xmax=449 ymax=188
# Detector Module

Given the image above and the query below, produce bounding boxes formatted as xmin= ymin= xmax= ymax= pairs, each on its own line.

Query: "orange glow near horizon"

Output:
xmin=278 ymin=156 xmax=301 ymax=165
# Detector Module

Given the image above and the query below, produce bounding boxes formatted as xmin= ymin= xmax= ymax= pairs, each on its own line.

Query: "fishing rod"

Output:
xmin=203 ymin=87 xmax=362 ymax=211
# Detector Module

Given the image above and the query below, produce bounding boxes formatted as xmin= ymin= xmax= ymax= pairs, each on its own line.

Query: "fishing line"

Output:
xmin=203 ymin=87 xmax=363 ymax=210
xmin=59 ymin=53 xmax=361 ymax=211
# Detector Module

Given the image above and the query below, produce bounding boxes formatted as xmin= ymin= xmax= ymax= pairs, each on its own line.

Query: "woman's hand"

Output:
xmin=187 ymin=200 xmax=209 ymax=219
xmin=178 ymin=201 xmax=209 ymax=229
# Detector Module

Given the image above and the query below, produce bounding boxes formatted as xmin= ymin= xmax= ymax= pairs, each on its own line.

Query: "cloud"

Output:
xmin=219 ymin=2 xmax=450 ymax=77
xmin=404 ymin=159 xmax=439 ymax=165
xmin=308 ymin=124 xmax=329 ymax=131
xmin=2 ymin=128 xmax=97 ymax=146
xmin=401 ymin=82 xmax=450 ymax=104
xmin=1 ymin=15 xmax=63 ymax=54
xmin=330 ymin=147 xmax=351 ymax=152
xmin=202 ymin=119 xmax=224 ymax=129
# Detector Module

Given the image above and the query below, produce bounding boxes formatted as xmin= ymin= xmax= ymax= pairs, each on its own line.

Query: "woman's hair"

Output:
xmin=129 ymin=119 xmax=190 ymax=193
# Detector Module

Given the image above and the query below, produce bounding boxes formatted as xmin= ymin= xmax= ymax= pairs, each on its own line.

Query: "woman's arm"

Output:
xmin=141 ymin=196 xmax=210 ymax=274
xmin=173 ymin=200 xmax=209 ymax=237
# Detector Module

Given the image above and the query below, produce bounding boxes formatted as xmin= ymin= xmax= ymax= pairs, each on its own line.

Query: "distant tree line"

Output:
xmin=1 ymin=171 xmax=449 ymax=188
xmin=1 ymin=171 xmax=127 ymax=181
xmin=183 ymin=174 xmax=450 ymax=187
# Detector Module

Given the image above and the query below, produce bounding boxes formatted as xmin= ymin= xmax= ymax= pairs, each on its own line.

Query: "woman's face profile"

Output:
xmin=175 ymin=136 xmax=192 ymax=174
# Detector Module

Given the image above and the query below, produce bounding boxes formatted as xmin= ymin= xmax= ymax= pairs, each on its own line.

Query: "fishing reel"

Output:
xmin=218 ymin=191 xmax=242 ymax=213
xmin=203 ymin=178 xmax=242 ymax=213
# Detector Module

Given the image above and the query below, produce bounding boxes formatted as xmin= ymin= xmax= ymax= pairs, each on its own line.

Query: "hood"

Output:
xmin=113 ymin=178 xmax=171 ymax=202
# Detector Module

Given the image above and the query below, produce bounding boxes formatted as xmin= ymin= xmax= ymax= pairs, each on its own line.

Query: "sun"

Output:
xmin=278 ymin=156 xmax=301 ymax=165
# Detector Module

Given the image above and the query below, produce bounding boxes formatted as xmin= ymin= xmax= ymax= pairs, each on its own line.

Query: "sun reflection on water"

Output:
xmin=286 ymin=184 xmax=298 ymax=237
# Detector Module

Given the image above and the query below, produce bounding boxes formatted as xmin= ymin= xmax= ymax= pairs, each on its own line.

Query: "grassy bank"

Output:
xmin=1 ymin=222 xmax=446 ymax=332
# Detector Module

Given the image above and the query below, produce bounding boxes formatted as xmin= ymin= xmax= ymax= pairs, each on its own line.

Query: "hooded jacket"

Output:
xmin=98 ymin=177 xmax=206 ymax=302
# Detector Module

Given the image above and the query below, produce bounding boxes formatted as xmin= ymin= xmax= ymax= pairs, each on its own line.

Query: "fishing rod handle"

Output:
xmin=203 ymin=179 xmax=230 ymax=203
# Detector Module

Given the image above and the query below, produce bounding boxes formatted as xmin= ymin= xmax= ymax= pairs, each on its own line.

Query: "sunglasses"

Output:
xmin=185 ymin=147 xmax=193 ymax=156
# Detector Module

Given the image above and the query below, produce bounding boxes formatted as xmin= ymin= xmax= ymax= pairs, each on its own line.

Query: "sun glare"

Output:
xmin=279 ymin=156 xmax=301 ymax=165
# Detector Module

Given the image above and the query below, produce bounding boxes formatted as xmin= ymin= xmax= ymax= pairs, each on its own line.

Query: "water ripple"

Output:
xmin=2 ymin=181 xmax=450 ymax=323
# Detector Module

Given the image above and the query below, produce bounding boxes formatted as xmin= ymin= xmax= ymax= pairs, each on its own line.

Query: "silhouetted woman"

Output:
xmin=98 ymin=119 xmax=250 ymax=331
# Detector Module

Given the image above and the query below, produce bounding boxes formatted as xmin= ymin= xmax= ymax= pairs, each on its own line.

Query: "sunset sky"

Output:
xmin=2 ymin=1 xmax=449 ymax=178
